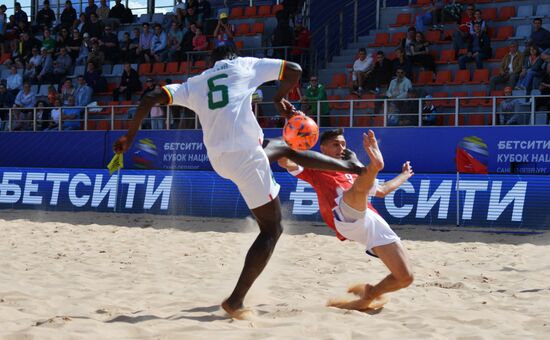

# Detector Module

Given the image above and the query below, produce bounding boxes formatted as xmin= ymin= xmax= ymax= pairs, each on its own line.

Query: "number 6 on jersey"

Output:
xmin=207 ymin=74 xmax=229 ymax=109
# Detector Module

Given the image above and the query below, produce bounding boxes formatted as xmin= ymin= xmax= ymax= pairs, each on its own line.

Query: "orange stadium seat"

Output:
xmin=488 ymin=47 xmax=508 ymax=62
xmin=460 ymin=113 xmax=487 ymax=125
xmin=257 ymin=5 xmax=271 ymax=17
xmin=0 ymin=53 xmax=10 ymax=64
xmin=327 ymin=95 xmax=340 ymax=110
xmin=330 ymin=117 xmax=351 ymax=127
xmin=416 ymin=71 xmax=434 ymax=85
xmin=368 ymin=33 xmax=389 ymax=47
xmin=193 ymin=60 xmax=207 ymax=73
xmin=236 ymin=23 xmax=250 ymax=35
xmin=272 ymin=4 xmax=283 ymax=14
xmin=425 ymin=30 xmax=441 ymax=44
xmin=390 ymin=13 xmax=411 ymax=27
xmin=390 ymin=32 xmax=406 ymax=46
xmin=162 ymin=62 xmax=180 ymax=75
xmin=334 ymin=96 xmax=351 ymax=110
xmin=138 ymin=63 xmax=151 ymax=75
xmin=437 ymin=49 xmax=456 ymax=64
xmin=434 ymin=70 xmax=452 ymax=85
xmin=244 ymin=6 xmax=257 ymax=17
xmin=235 ymin=40 xmax=245 ymax=49
xmin=251 ymin=22 xmax=265 ymax=35
xmin=179 ymin=61 xmax=191 ymax=74
xmin=468 ymin=69 xmax=490 ymax=84
xmin=483 ymin=8 xmax=497 ymax=21
xmin=450 ymin=70 xmax=470 ymax=85
xmin=150 ymin=62 xmax=165 ymax=75
xmin=493 ymin=26 xmax=514 ymax=41
xmin=230 ymin=7 xmax=244 ymax=18
xmin=497 ymin=6 xmax=515 ymax=21
xmin=433 ymin=91 xmax=451 ymax=108
xmin=353 ymin=93 xmax=375 ymax=110
xmin=326 ymin=73 xmax=348 ymax=89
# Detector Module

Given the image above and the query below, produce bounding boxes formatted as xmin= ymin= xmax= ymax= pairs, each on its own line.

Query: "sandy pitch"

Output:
xmin=1 ymin=210 xmax=549 ymax=339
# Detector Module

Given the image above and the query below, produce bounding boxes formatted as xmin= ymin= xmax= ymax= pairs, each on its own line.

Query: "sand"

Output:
xmin=1 ymin=209 xmax=549 ymax=340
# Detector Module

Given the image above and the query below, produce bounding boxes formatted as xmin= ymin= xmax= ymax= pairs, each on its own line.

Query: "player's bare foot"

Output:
xmin=347 ymin=283 xmax=367 ymax=297
xmin=328 ymin=284 xmax=388 ymax=311
xmin=363 ymin=130 xmax=384 ymax=171
xmin=221 ymin=299 xmax=253 ymax=320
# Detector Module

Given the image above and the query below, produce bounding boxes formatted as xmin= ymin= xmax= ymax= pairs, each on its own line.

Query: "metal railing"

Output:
xmin=1 ymin=95 xmax=548 ymax=132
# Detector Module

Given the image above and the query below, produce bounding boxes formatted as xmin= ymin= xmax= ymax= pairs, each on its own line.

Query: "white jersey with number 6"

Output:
xmin=163 ymin=57 xmax=285 ymax=159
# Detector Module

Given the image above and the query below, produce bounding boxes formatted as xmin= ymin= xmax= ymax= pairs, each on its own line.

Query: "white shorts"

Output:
xmin=209 ymin=145 xmax=280 ymax=210
xmin=332 ymin=196 xmax=400 ymax=254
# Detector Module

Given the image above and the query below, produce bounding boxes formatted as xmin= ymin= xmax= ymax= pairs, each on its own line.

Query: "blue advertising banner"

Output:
xmin=1 ymin=127 xmax=549 ymax=174
xmin=1 ymin=168 xmax=548 ymax=229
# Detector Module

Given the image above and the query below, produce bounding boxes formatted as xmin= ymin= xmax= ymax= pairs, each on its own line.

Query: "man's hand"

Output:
xmin=113 ymin=135 xmax=132 ymax=154
xmin=401 ymin=161 xmax=414 ymax=179
xmin=275 ymin=98 xmax=299 ymax=118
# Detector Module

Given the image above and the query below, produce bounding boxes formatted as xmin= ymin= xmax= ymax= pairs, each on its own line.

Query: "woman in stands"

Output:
xmin=516 ymin=45 xmax=542 ymax=94
xmin=410 ymin=31 xmax=435 ymax=72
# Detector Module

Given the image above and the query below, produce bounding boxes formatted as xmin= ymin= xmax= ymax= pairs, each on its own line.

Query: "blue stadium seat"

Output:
xmin=110 ymin=64 xmax=124 ymax=77
xmin=534 ymin=5 xmax=550 ymax=18
xmin=30 ymin=84 xmax=39 ymax=94
xmin=138 ymin=14 xmax=151 ymax=24
xmin=514 ymin=5 xmax=533 ymax=19
xmin=37 ymin=84 xmax=50 ymax=97
xmin=102 ymin=64 xmax=112 ymax=76
xmin=511 ymin=25 xmax=532 ymax=40
xmin=152 ymin=13 xmax=164 ymax=24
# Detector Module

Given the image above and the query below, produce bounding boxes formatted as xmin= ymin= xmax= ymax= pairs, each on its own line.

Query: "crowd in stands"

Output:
xmin=343 ymin=1 xmax=550 ymax=126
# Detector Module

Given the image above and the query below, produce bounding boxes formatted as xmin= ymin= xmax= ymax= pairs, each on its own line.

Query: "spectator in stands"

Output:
xmin=113 ymin=63 xmax=141 ymax=102
xmin=529 ymin=18 xmax=550 ymax=50
xmin=119 ymin=31 xmax=136 ymax=62
xmin=542 ymin=48 xmax=550 ymax=63
xmin=303 ymin=76 xmax=329 ymax=126
xmin=46 ymin=97 xmax=62 ymax=130
xmin=290 ymin=17 xmax=311 ymax=68
xmin=185 ymin=6 xmax=199 ymax=27
xmin=180 ymin=23 xmax=196 ymax=61
xmin=410 ymin=31 xmax=435 ymax=72
xmin=415 ymin=0 xmax=444 ymax=32
xmin=87 ymin=40 xmax=105 ymax=69
xmin=386 ymin=67 xmax=412 ymax=100
xmin=422 ymin=95 xmax=437 ymax=126
xmin=469 ymin=9 xmax=486 ymax=34
xmin=61 ymin=79 xmax=75 ymax=103
xmin=74 ymin=75 xmax=92 ymax=107
xmin=192 ymin=27 xmax=208 ymax=53
xmin=36 ymin=48 xmax=54 ymax=83
xmin=6 ymin=65 xmax=23 ymax=98
xmin=214 ymin=12 xmax=235 ymax=48
xmin=109 ymin=0 xmax=126 ymax=22
xmin=516 ymin=45 xmax=542 ymax=93
xmin=46 ymin=85 xmax=58 ymax=105
xmin=151 ymin=24 xmax=167 ymax=62
xmin=36 ymin=0 xmax=55 ymax=30
xmin=364 ymin=50 xmax=393 ymax=93
xmin=83 ymin=12 xmax=103 ymax=39
xmin=21 ymin=32 xmax=41 ymax=60
xmin=349 ymin=47 xmax=373 ymax=96
xmin=100 ymin=25 xmax=119 ymax=63
xmin=535 ymin=63 xmax=550 ymax=114
xmin=96 ymin=0 xmax=110 ymax=21
xmin=41 ymin=28 xmax=56 ymax=52
xmin=174 ymin=0 xmax=186 ymax=26
xmin=59 ymin=1 xmax=77 ymax=31
xmin=150 ymin=84 xmax=166 ymax=130
xmin=84 ymin=0 xmax=98 ymax=21
xmin=401 ymin=27 xmax=416 ymax=58
xmin=0 ymin=83 xmax=15 ymax=130
xmin=12 ymin=82 xmax=36 ymax=130
xmin=186 ymin=0 xmax=198 ymax=11
xmin=164 ymin=22 xmax=183 ymax=61
xmin=458 ymin=23 xmax=491 ymax=70
xmin=488 ymin=41 xmax=523 ymax=94
xmin=75 ymin=32 xmax=90 ymax=65
xmin=83 ymin=62 xmax=105 ymax=92
xmin=137 ymin=22 xmax=153 ymax=63
xmin=14 ymin=2 xmax=28 ymax=24
xmin=392 ymin=47 xmax=412 ymax=80
xmin=35 ymin=100 xmax=51 ymax=131
xmin=271 ymin=10 xmax=293 ymax=59
xmin=0 ymin=5 xmax=7 ymax=55
xmin=76 ymin=13 xmax=86 ymax=32
xmin=452 ymin=4 xmax=475 ymax=60
xmin=23 ymin=47 xmax=41 ymax=80
xmin=56 ymin=27 xmax=70 ymax=49
xmin=61 ymin=95 xmax=81 ymax=130
xmin=197 ymin=0 xmax=212 ymax=24
xmin=53 ymin=47 xmax=72 ymax=77
xmin=498 ymin=86 xmax=524 ymax=125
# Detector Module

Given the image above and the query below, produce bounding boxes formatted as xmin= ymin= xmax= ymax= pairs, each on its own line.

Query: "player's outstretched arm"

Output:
xmin=375 ymin=161 xmax=414 ymax=198
xmin=273 ymin=61 xmax=302 ymax=118
xmin=113 ymin=89 xmax=170 ymax=154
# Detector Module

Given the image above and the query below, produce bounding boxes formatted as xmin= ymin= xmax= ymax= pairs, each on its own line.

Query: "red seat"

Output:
xmin=389 ymin=32 xmax=406 ymax=46
xmin=0 ymin=53 xmax=10 ymax=64
xmin=179 ymin=61 xmax=191 ymax=74
xmin=354 ymin=93 xmax=375 ymax=110
xmin=412 ymin=0 xmax=431 ymax=7
xmin=235 ymin=40 xmax=244 ymax=50
xmin=244 ymin=6 xmax=256 ymax=17
xmin=162 ymin=61 xmax=180 ymax=75
xmin=488 ymin=47 xmax=508 ymax=61
xmin=425 ymin=30 xmax=441 ymax=44
xmin=354 ymin=116 xmax=370 ymax=127
xmin=450 ymin=70 xmax=470 ymax=85
xmin=334 ymin=95 xmax=351 ymax=110
xmin=138 ymin=63 xmax=151 ymax=75
xmin=149 ymin=62 xmax=165 ymax=75
xmin=433 ymin=91 xmax=451 ymax=108
xmin=452 ymin=91 xmax=468 ymax=109
xmin=327 ymin=95 xmax=340 ymax=110
xmin=437 ymin=49 xmax=456 ymax=64
xmin=326 ymin=73 xmax=348 ymax=89
xmin=434 ymin=70 xmax=452 ymax=85
xmin=497 ymin=6 xmax=515 ymax=21
xmin=483 ymin=8 xmax=497 ymax=21
xmin=390 ymin=13 xmax=411 ymax=27
xmin=493 ymin=26 xmax=513 ymax=41
xmin=417 ymin=71 xmax=434 ymax=85
xmin=230 ymin=7 xmax=244 ymax=18
xmin=193 ymin=60 xmax=207 ymax=72
xmin=251 ymin=22 xmax=265 ymax=35
xmin=257 ymin=5 xmax=271 ymax=17
xmin=460 ymin=113 xmax=487 ymax=125
xmin=272 ymin=4 xmax=283 ymax=14
xmin=236 ymin=23 xmax=250 ymax=35
xmin=464 ymin=91 xmax=490 ymax=107
xmin=368 ymin=33 xmax=389 ymax=47
xmin=467 ymin=69 xmax=489 ymax=84
xmin=330 ymin=117 xmax=351 ymax=127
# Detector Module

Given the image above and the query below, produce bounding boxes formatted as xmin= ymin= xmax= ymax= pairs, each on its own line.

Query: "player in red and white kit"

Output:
xmin=279 ymin=128 xmax=414 ymax=310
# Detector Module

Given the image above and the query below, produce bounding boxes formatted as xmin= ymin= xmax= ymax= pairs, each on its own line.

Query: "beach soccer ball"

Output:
xmin=283 ymin=114 xmax=319 ymax=151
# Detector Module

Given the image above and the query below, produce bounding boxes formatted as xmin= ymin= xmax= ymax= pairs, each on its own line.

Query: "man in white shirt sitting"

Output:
xmin=350 ymin=48 xmax=373 ymax=96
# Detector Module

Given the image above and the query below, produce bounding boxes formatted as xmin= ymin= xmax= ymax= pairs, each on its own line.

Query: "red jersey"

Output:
xmin=291 ymin=167 xmax=378 ymax=241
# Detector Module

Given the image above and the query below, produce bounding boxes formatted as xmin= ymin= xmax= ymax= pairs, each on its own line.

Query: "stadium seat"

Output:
xmin=138 ymin=13 xmax=150 ymax=24
xmin=236 ymin=23 xmax=250 ymax=35
xmin=493 ymin=26 xmax=514 ymax=41
xmin=192 ymin=60 xmax=207 ymax=74
xmin=389 ymin=32 xmax=406 ymax=46
xmin=330 ymin=117 xmax=351 ymax=127
xmin=434 ymin=70 xmax=452 ymax=85
xmin=230 ymin=7 xmax=244 ymax=18
xmin=353 ymin=93 xmax=375 ymax=110
xmin=450 ymin=70 xmax=470 ymax=85
xmin=72 ymin=65 xmax=85 ymax=78
xmin=152 ymin=13 xmax=164 ymax=24
xmin=334 ymin=96 xmax=352 ymax=110
xmin=30 ymin=84 xmax=39 ymax=94
xmin=488 ymin=47 xmax=508 ymax=62
xmin=244 ymin=6 xmax=257 ymax=17
xmin=37 ymin=84 xmax=50 ymax=97
xmin=327 ymin=95 xmax=340 ymax=110
xmin=425 ymin=30 xmax=440 ymax=44
xmin=390 ymin=13 xmax=411 ymax=27
xmin=433 ymin=91 xmax=451 ymax=108
xmin=354 ymin=115 xmax=370 ymax=127
xmin=368 ymin=33 xmax=389 ymax=47
xmin=416 ymin=71 xmax=434 ymax=85
xmin=150 ymin=62 xmax=165 ymax=75
xmin=162 ymin=62 xmax=180 ymax=75
xmin=326 ymin=73 xmax=348 ymax=89
xmin=257 ymin=5 xmax=271 ymax=17
xmin=491 ymin=68 xmax=501 ymax=78
xmin=535 ymin=5 xmax=550 ymax=18
xmin=460 ymin=112 xmax=487 ymax=125
xmin=251 ymin=22 xmax=265 ymax=35
xmin=497 ymin=7 xmax=515 ymax=21
xmin=235 ymin=40 xmax=245 ymax=49
xmin=412 ymin=0 xmax=431 ymax=7
xmin=179 ymin=61 xmax=191 ymax=74
xmin=467 ymin=69 xmax=489 ymax=84
xmin=272 ymin=4 xmax=283 ymax=14
xmin=0 ymin=53 xmax=10 ymax=64
xmin=483 ymin=8 xmax=497 ymax=22
xmin=514 ymin=5 xmax=533 ymax=19
xmin=437 ymin=49 xmax=456 ymax=64
xmin=138 ymin=63 xmax=151 ymax=75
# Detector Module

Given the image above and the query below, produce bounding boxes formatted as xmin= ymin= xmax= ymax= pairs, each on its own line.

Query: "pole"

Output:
xmin=114 ymin=168 xmax=120 ymax=212
xmin=456 ymin=171 xmax=460 ymax=227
